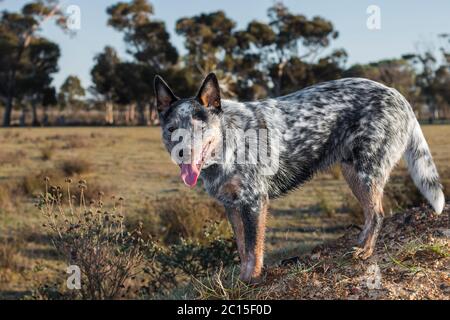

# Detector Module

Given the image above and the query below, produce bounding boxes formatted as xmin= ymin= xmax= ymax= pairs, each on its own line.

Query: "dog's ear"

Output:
xmin=196 ymin=73 xmax=221 ymax=109
xmin=154 ymin=75 xmax=178 ymax=112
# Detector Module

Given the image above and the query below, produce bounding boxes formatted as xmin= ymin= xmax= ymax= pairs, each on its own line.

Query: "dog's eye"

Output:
xmin=168 ymin=127 xmax=176 ymax=133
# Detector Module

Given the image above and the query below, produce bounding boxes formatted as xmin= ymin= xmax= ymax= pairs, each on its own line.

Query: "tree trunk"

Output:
xmin=125 ymin=103 xmax=136 ymax=124
xmin=2 ymin=96 xmax=14 ymax=127
xmin=275 ymin=61 xmax=287 ymax=97
xmin=31 ymin=101 xmax=40 ymax=126
xmin=105 ymin=102 xmax=114 ymax=125
xmin=19 ymin=106 xmax=26 ymax=126
xmin=42 ymin=111 xmax=49 ymax=126
xmin=149 ymin=103 xmax=159 ymax=126
xmin=137 ymin=101 xmax=146 ymax=125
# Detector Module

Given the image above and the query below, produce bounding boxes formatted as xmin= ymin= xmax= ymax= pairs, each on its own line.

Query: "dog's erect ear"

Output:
xmin=196 ymin=73 xmax=221 ymax=109
xmin=154 ymin=75 xmax=178 ymax=112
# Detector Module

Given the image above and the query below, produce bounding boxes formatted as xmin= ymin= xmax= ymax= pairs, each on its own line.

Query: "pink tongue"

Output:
xmin=180 ymin=164 xmax=200 ymax=187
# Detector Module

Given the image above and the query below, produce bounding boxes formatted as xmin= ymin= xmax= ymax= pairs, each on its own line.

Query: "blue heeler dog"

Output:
xmin=154 ymin=73 xmax=445 ymax=283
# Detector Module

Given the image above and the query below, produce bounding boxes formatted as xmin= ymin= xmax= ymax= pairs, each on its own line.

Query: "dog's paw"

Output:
xmin=352 ymin=246 xmax=373 ymax=260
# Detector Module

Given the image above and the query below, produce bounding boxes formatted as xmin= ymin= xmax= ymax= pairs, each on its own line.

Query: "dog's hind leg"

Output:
xmin=341 ymin=163 xmax=385 ymax=259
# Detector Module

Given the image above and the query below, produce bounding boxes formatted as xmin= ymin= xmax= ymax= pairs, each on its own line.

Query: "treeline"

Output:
xmin=1 ymin=0 xmax=449 ymax=126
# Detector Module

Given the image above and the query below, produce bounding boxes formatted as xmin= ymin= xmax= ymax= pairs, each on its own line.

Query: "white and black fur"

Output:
xmin=154 ymin=73 xmax=445 ymax=283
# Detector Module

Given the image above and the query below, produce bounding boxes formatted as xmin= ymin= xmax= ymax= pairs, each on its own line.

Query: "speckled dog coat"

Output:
xmin=154 ymin=73 xmax=444 ymax=283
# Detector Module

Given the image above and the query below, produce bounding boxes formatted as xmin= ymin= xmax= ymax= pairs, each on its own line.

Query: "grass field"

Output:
xmin=0 ymin=125 xmax=449 ymax=299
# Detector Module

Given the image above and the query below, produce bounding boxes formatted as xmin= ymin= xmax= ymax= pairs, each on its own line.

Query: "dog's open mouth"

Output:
xmin=179 ymin=140 xmax=213 ymax=188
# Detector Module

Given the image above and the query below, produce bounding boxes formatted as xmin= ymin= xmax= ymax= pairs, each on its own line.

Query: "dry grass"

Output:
xmin=0 ymin=236 xmax=24 ymax=273
xmin=39 ymin=144 xmax=55 ymax=161
xmin=191 ymin=266 xmax=270 ymax=300
xmin=315 ymin=188 xmax=337 ymax=218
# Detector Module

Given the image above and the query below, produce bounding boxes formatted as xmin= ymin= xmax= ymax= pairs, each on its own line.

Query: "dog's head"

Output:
xmin=154 ymin=73 xmax=223 ymax=188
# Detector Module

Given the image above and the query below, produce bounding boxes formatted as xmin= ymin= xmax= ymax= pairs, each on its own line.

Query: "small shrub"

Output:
xmin=315 ymin=189 xmax=336 ymax=218
xmin=63 ymin=136 xmax=89 ymax=149
xmin=0 ymin=183 xmax=16 ymax=211
xmin=0 ymin=234 xmax=25 ymax=283
xmin=142 ymin=222 xmax=238 ymax=298
xmin=383 ymin=175 xmax=424 ymax=213
xmin=20 ymin=169 xmax=65 ymax=197
xmin=37 ymin=179 xmax=149 ymax=300
xmin=145 ymin=194 xmax=228 ymax=244
xmin=39 ymin=144 xmax=55 ymax=161
xmin=60 ymin=159 xmax=92 ymax=176
xmin=0 ymin=235 xmax=23 ymax=271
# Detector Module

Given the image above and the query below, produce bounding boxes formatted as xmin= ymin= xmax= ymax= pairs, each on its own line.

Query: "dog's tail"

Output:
xmin=404 ymin=120 xmax=445 ymax=214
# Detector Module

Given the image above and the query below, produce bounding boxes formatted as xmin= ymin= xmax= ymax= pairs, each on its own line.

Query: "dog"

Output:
xmin=154 ymin=73 xmax=445 ymax=283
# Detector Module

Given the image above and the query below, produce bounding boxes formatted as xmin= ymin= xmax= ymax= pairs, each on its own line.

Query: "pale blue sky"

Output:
xmin=2 ymin=0 xmax=450 ymax=90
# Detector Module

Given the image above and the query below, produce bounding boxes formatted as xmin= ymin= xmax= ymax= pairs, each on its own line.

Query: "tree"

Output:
xmin=176 ymin=11 xmax=236 ymax=73
xmin=175 ymin=3 xmax=343 ymax=99
xmin=0 ymin=0 xmax=67 ymax=126
xmin=58 ymin=75 xmax=86 ymax=111
xmin=91 ymin=46 xmax=121 ymax=124
xmin=345 ymin=59 xmax=419 ymax=114
xmin=107 ymin=0 xmax=178 ymax=70
xmin=22 ymin=37 xmax=60 ymax=125
xmin=104 ymin=0 xmax=179 ymax=124
xmin=248 ymin=2 xmax=341 ymax=96
xmin=114 ymin=62 xmax=152 ymax=125
xmin=403 ymin=38 xmax=450 ymax=121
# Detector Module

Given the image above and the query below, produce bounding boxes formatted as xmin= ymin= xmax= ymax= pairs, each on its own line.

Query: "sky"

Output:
xmin=2 ymin=0 xmax=450 ymax=90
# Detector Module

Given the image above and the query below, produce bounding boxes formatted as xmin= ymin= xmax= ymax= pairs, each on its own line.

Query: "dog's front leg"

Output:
xmin=226 ymin=207 xmax=247 ymax=275
xmin=239 ymin=196 xmax=268 ymax=283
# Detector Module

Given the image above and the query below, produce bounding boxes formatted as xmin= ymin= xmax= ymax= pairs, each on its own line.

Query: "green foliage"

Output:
xmin=0 ymin=0 xmax=67 ymax=126
xmin=58 ymin=75 xmax=86 ymax=110
xmin=107 ymin=0 xmax=178 ymax=69
xmin=142 ymin=222 xmax=238 ymax=298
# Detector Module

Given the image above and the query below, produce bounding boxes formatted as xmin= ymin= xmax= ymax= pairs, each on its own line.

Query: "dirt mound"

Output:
xmin=262 ymin=203 xmax=449 ymax=299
